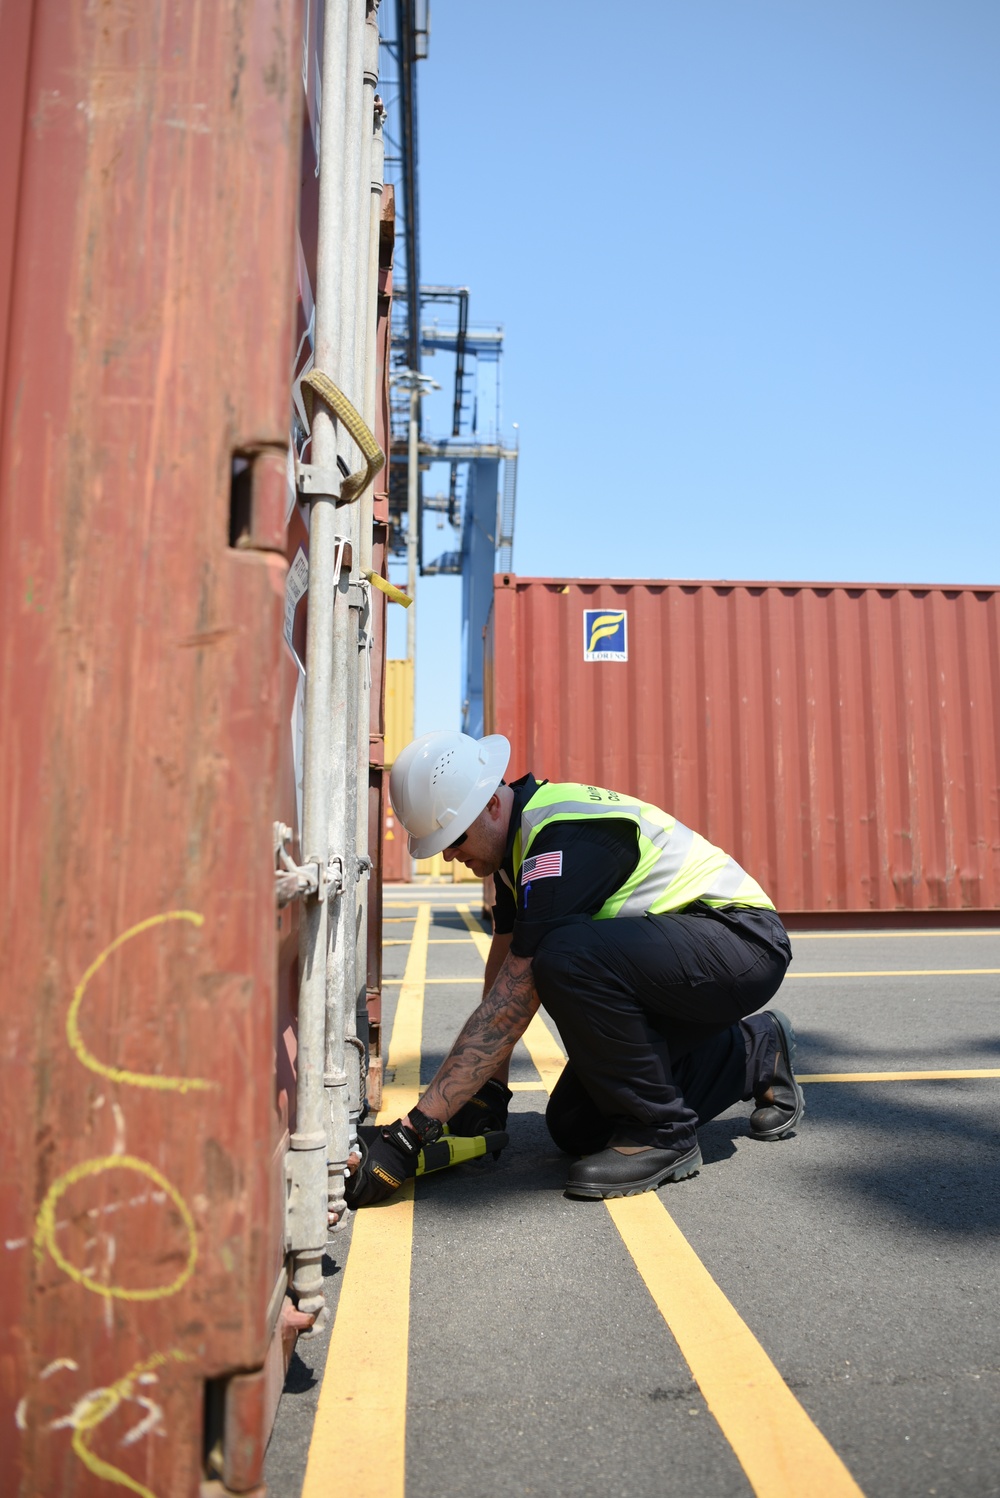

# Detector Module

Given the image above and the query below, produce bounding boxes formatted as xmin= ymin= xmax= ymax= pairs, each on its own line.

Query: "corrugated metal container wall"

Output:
xmin=0 ymin=2 xmax=302 ymax=1493
xmin=365 ymin=189 xmax=397 ymax=1108
xmin=486 ymin=577 xmax=1000 ymax=918
xmin=382 ymin=658 xmax=414 ymax=882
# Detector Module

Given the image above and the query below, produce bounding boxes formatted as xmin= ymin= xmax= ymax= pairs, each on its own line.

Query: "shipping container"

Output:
xmin=382 ymin=658 xmax=414 ymax=882
xmin=0 ymin=2 xmax=394 ymax=1492
xmin=485 ymin=576 xmax=1000 ymax=921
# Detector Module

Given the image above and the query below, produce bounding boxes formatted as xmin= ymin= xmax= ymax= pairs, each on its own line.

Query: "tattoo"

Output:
xmin=418 ymin=953 xmax=538 ymax=1121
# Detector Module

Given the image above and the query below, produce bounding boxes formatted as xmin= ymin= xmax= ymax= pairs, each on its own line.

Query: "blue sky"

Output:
xmin=386 ymin=0 xmax=1000 ymax=732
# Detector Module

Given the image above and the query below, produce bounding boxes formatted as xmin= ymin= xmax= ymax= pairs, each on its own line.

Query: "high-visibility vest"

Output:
xmin=513 ymin=782 xmax=775 ymax=918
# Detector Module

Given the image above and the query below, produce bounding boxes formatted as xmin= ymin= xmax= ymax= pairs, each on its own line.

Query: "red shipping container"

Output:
xmin=485 ymin=576 xmax=1000 ymax=920
xmin=0 ymin=2 xmax=305 ymax=1493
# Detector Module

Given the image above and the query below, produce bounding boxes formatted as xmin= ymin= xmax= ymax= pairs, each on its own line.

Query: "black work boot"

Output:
xmin=564 ymin=1136 xmax=702 ymax=1200
xmin=749 ymin=1009 xmax=805 ymax=1140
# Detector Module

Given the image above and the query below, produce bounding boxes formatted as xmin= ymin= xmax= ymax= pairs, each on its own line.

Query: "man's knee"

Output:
xmin=545 ymin=1065 xmax=612 ymax=1156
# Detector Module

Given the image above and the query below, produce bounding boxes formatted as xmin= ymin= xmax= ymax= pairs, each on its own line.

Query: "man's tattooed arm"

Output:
xmin=406 ymin=952 xmax=539 ymax=1125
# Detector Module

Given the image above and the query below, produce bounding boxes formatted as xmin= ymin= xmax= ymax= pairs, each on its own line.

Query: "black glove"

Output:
xmin=344 ymin=1119 xmax=421 ymax=1208
xmin=447 ymin=1079 xmax=512 ymax=1137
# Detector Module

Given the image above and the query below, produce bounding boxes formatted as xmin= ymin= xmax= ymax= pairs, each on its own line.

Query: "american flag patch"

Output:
xmin=521 ymin=850 xmax=563 ymax=883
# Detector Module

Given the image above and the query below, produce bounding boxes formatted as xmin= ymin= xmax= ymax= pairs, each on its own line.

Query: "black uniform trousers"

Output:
xmin=532 ymin=903 xmax=790 ymax=1152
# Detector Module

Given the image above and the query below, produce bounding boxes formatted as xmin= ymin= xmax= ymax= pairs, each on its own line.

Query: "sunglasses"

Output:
xmin=444 ymin=829 xmax=469 ymax=852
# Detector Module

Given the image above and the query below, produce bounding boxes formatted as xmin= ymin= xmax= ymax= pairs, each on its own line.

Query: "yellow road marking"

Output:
xmin=454 ymin=905 xmax=566 ymax=1091
xmin=606 ymin=1196 xmax=864 ymax=1497
xmin=800 ymin=1069 xmax=1000 ymax=1083
xmin=455 ymin=906 xmax=490 ymax=960
xmin=388 ymin=966 xmax=1000 ymax=982
xmin=322 ymin=900 xmax=868 ymax=1498
xmin=301 ymin=903 xmax=429 ymax=1498
xmin=791 ymin=929 xmax=1000 ymax=939
xmin=787 ymin=968 xmax=1000 ymax=978
xmin=384 ymin=935 xmax=470 ymax=945
xmin=458 ymin=903 xmax=863 ymax=1495
xmin=382 ymin=975 xmax=491 ymax=983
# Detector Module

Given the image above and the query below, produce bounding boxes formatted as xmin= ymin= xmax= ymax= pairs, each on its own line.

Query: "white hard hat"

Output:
xmin=389 ymin=731 xmax=511 ymax=858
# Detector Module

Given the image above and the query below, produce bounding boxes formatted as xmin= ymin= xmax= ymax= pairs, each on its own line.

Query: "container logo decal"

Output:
xmin=583 ymin=609 xmax=628 ymax=662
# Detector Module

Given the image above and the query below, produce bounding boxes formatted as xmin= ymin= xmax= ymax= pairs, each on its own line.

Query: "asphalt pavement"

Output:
xmin=265 ymin=888 xmax=1000 ymax=1498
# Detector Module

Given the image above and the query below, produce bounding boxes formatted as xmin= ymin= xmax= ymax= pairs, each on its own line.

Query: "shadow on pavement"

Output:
xmin=796 ymin=1080 xmax=1000 ymax=1236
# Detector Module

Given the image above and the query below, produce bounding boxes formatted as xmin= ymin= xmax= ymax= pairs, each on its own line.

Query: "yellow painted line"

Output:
xmin=301 ymin=903 xmax=429 ymax=1498
xmin=384 ymin=934 xmax=472 ymax=944
xmin=787 ymin=968 xmax=1000 ymax=978
xmin=455 ymin=906 xmax=491 ymax=962
xmin=455 ymin=900 xmax=863 ymax=1496
xmin=375 ymin=902 xmax=867 ymax=1495
xmin=800 ymin=1069 xmax=1000 ymax=1083
xmin=455 ymin=904 xmax=571 ymax=1091
xmin=606 ymin=1195 xmax=864 ymax=1497
xmin=382 ymin=975 xmax=482 ymax=984
xmin=791 ymin=929 xmax=1000 ymax=939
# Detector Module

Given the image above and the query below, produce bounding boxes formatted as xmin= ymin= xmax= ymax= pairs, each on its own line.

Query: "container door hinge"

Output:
xmin=326 ymin=855 xmax=344 ymax=896
xmin=295 ymin=460 xmax=343 ymax=498
xmin=274 ymin=822 xmax=327 ymax=906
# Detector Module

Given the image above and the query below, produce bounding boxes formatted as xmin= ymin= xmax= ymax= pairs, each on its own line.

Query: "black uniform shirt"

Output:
xmin=492 ymin=773 xmax=640 ymax=958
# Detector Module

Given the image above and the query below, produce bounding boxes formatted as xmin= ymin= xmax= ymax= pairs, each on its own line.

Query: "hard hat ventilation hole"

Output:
xmin=431 ymin=750 xmax=455 ymax=785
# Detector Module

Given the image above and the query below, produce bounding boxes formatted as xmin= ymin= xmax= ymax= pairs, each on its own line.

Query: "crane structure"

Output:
xmin=379 ymin=1 xmax=518 ymax=736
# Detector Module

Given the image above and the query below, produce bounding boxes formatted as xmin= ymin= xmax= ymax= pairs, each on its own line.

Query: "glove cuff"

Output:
xmin=382 ymin=1118 xmax=422 ymax=1159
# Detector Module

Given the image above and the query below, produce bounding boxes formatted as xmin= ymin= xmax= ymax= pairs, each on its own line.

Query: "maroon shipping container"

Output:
xmin=0 ymin=1 xmax=394 ymax=1493
xmin=485 ymin=576 xmax=1000 ymax=919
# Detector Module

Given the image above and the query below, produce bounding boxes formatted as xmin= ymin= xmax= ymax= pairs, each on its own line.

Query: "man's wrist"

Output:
xmin=406 ymin=1105 xmax=444 ymax=1145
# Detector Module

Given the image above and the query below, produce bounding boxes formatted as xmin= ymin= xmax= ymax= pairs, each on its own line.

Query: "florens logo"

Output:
xmin=583 ymin=609 xmax=628 ymax=662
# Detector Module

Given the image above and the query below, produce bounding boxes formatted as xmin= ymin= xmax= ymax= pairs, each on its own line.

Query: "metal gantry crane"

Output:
xmin=379 ymin=2 xmax=518 ymax=737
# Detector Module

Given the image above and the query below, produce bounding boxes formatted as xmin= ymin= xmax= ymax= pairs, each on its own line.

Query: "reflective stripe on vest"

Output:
xmin=514 ymin=783 xmax=775 ymax=917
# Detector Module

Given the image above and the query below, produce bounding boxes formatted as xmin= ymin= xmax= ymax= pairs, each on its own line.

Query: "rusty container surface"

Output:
xmin=381 ymin=658 xmax=414 ymax=883
xmin=364 ymin=189 xmax=397 ymax=1106
xmin=486 ymin=576 xmax=1000 ymax=918
xmin=0 ymin=3 xmax=304 ymax=1494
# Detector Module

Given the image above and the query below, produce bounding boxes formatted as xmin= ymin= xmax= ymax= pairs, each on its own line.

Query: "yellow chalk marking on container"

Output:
xmin=64 ymin=1348 xmax=191 ymax=1498
xmin=34 ymin=1156 xmax=197 ymax=1300
xmin=68 ymin=912 xmax=215 ymax=1092
xmin=302 ymin=902 xmax=430 ymax=1498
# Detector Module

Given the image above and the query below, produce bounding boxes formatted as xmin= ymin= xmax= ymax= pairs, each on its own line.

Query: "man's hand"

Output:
xmin=344 ymin=1119 xmax=421 ymax=1208
xmin=448 ymin=1078 xmax=512 ymax=1136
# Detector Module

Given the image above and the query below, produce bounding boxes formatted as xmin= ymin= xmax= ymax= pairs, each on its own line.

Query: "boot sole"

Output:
xmin=751 ymin=1008 xmax=805 ymax=1140
xmin=564 ymin=1145 xmax=703 ymax=1200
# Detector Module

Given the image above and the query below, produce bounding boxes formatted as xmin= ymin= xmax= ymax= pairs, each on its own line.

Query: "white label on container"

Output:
xmin=284 ymin=547 xmax=309 ymax=661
